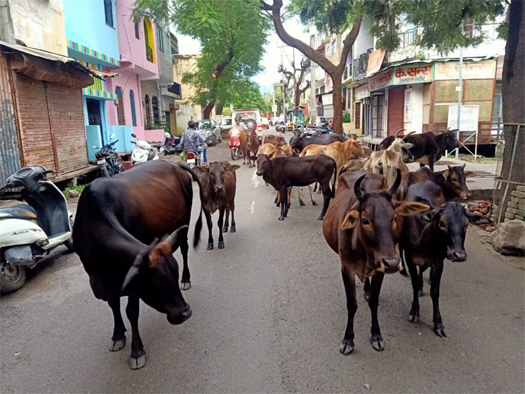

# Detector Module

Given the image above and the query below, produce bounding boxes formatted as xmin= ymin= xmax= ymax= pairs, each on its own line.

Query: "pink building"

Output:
xmin=105 ymin=0 xmax=164 ymax=143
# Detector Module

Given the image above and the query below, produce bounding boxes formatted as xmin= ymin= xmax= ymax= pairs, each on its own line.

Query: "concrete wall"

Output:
xmin=10 ymin=0 xmax=67 ymax=55
xmin=63 ymin=0 xmax=120 ymax=60
xmin=157 ymin=22 xmax=173 ymax=84
xmin=404 ymin=84 xmax=424 ymax=133
xmin=353 ymin=18 xmax=374 ymax=57
xmin=173 ymin=55 xmax=202 ymax=122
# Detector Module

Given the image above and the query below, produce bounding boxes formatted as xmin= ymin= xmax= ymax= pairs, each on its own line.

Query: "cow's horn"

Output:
xmin=387 ymin=169 xmax=402 ymax=196
xmin=164 ymin=225 xmax=189 ymax=247
xmin=402 ymin=131 xmax=416 ymax=140
xmin=354 ymin=174 xmax=366 ymax=201
xmin=395 ymin=129 xmax=405 ymax=138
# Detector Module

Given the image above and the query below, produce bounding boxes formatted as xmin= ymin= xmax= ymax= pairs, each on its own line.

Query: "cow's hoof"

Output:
xmin=364 ymin=291 xmax=371 ymax=302
xmin=207 ymin=243 xmax=214 ymax=250
xmin=434 ymin=323 xmax=447 ymax=338
xmin=399 ymin=269 xmax=409 ymax=277
xmin=276 ymin=203 xmax=280 ymax=207
xmin=278 ymin=216 xmax=284 ymax=221
xmin=299 ymin=201 xmax=306 ymax=206
xmin=218 ymin=241 xmax=224 ymax=249
xmin=110 ymin=338 xmax=126 ymax=352
xmin=339 ymin=339 xmax=355 ymax=355
xmin=370 ymin=335 xmax=385 ymax=351
xmin=129 ymin=354 xmax=146 ymax=370
xmin=311 ymin=201 xmax=318 ymax=206
xmin=181 ymin=281 xmax=191 ymax=291
xmin=230 ymin=226 xmax=236 ymax=233
xmin=408 ymin=311 xmax=420 ymax=323
xmin=317 ymin=215 xmax=324 ymax=220
xmin=222 ymin=226 xmax=228 ymax=232
xmin=418 ymin=289 xmax=424 ymax=297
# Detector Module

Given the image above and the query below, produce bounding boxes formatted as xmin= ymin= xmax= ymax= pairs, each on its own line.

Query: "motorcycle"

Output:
xmin=159 ymin=132 xmax=181 ymax=155
xmin=184 ymin=149 xmax=201 ymax=168
xmin=275 ymin=122 xmax=286 ymax=133
xmin=95 ymin=134 xmax=125 ymax=177
xmin=131 ymin=133 xmax=159 ymax=165
xmin=229 ymin=127 xmax=242 ymax=161
xmin=0 ymin=166 xmax=74 ymax=293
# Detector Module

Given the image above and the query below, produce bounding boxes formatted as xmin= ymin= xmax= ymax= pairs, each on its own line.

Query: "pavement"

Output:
xmin=0 ymin=130 xmax=523 ymax=393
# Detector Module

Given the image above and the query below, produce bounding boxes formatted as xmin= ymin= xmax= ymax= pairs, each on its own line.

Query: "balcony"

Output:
xmin=167 ymin=82 xmax=181 ymax=98
xmin=353 ymin=53 xmax=370 ymax=81
xmin=146 ymin=46 xmax=154 ymax=63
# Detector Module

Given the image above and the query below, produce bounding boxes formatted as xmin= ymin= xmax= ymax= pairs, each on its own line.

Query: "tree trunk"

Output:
xmin=203 ymin=101 xmax=215 ymax=119
xmin=216 ymin=102 xmax=224 ymax=116
xmin=331 ymin=73 xmax=343 ymax=134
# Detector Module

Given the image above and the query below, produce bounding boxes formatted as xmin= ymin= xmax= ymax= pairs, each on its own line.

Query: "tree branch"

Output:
xmin=337 ymin=18 xmax=362 ymax=73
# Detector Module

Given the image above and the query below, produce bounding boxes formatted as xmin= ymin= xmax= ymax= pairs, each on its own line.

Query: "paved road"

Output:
xmin=1 ymin=130 xmax=524 ymax=393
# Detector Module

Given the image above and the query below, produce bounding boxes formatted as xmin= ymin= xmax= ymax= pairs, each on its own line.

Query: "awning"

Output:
xmin=92 ymin=69 xmax=119 ymax=79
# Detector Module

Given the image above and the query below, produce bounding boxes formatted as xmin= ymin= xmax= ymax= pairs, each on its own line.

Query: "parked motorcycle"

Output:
xmin=184 ymin=149 xmax=201 ymax=168
xmin=229 ymin=127 xmax=242 ymax=161
xmin=275 ymin=121 xmax=286 ymax=133
xmin=131 ymin=133 xmax=159 ymax=165
xmin=95 ymin=134 xmax=125 ymax=177
xmin=0 ymin=166 xmax=74 ymax=293
xmin=159 ymin=132 xmax=181 ymax=155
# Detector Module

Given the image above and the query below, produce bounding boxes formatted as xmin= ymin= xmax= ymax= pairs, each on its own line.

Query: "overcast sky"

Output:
xmin=175 ymin=16 xmax=313 ymax=94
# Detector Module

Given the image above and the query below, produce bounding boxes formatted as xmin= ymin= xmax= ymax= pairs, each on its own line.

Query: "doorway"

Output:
xmin=86 ymin=98 xmax=105 ymax=144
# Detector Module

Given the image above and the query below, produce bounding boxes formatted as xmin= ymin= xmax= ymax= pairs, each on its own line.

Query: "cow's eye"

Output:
xmin=439 ymin=220 xmax=447 ymax=228
xmin=361 ymin=217 xmax=370 ymax=225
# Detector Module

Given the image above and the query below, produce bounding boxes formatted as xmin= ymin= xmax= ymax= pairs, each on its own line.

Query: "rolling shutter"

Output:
xmin=387 ymin=86 xmax=405 ymax=136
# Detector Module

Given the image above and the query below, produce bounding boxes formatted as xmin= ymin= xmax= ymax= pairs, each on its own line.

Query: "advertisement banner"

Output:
xmin=369 ymin=69 xmax=392 ymax=91
xmin=366 ymin=48 xmax=386 ymax=77
xmin=393 ymin=64 xmax=433 ymax=85
xmin=355 ymin=84 xmax=370 ymax=100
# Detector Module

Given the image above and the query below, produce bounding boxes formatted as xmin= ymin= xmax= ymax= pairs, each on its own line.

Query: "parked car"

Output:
xmin=219 ymin=116 xmax=232 ymax=133
xmin=196 ymin=119 xmax=223 ymax=146
xmin=260 ymin=117 xmax=270 ymax=129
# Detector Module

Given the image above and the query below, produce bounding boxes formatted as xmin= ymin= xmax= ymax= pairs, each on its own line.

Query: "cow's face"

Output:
xmin=443 ymin=164 xmax=474 ymax=200
xmin=289 ymin=136 xmax=304 ymax=152
xmin=443 ymin=132 xmax=461 ymax=150
xmin=195 ymin=162 xmax=239 ymax=194
xmin=422 ymin=202 xmax=490 ymax=262
xmin=256 ymin=155 xmax=270 ymax=176
xmin=341 ymin=172 xmax=429 ymax=276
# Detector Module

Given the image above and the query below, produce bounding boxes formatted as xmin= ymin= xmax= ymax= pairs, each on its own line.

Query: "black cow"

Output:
xmin=289 ymin=133 xmax=343 ymax=154
xmin=380 ymin=130 xmax=460 ymax=171
xmin=74 ymin=161 xmax=203 ymax=369
xmin=256 ymin=154 xmax=337 ymax=220
xmin=401 ymin=181 xmax=490 ymax=337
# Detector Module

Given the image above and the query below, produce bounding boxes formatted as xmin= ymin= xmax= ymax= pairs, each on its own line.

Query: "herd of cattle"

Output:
xmin=72 ymin=128 xmax=489 ymax=370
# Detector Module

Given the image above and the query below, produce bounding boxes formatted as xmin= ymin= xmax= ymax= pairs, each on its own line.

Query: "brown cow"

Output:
xmin=260 ymin=143 xmax=293 ymax=159
xmin=240 ymin=129 xmax=260 ymax=168
xmin=193 ymin=161 xmax=240 ymax=250
xmin=263 ymin=134 xmax=286 ymax=146
xmin=323 ymin=169 xmax=428 ymax=355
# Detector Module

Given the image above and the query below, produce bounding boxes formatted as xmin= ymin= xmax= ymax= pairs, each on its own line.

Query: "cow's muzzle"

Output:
xmin=256 ymin=171 xmax=263 ymax=176
xmin=167 ymin=304 xmax=192 ymax=325
xmin=215 ymin=185 xmax=224 ymax=192
xmin=382 ymin=257 xmax=402 ymax=273
xmin=447 ymin=250 xmax=467 ymax=262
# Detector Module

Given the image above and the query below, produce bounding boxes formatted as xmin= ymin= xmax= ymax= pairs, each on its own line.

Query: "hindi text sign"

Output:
xmin=366 ymin=48 xmax=386 ymax=77
xmin=393 ymin=64 xmax=433 ymax=85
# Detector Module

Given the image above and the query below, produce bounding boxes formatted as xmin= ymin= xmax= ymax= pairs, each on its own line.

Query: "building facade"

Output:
xmin=173 ymin=54 xmax=202 ymax=134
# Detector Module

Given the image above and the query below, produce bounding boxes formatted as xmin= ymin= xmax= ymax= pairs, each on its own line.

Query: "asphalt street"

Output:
xmin=1 ymin=129 xmax=524 ymax=393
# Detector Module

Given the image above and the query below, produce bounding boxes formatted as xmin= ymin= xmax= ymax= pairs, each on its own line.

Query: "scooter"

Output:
xmin=159 ymin=132 xmax=181 ymax=155
xmin=229 ymin=128 xmax=242 ymax=161
xmin=95 ymin=134 xmax=125 ymax=177
xmin=131 ymin=133 xmax=159 ymax=165
xmin=0 ymin=166 xmax=74 ymax=293
xmin=184 ymin=149 xmax=201 ymax=168
xmin=275 ymin=121 xmax=286 ymax=133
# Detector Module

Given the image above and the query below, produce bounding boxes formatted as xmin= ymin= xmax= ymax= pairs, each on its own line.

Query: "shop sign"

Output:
xmin=447 ymin=105 xmax=479 ymax=131
xmin=355 ymin=84 xmax=370 ymax=100
xmin=366 ymin=48 xmax=386 ymax=77
xmin=369 ymin=69 xmax=392 ymax=91
xmin=435 ymin=60 xmax=496 ymax=80
xmin=393 ymin=64 xmax=433 ymax=85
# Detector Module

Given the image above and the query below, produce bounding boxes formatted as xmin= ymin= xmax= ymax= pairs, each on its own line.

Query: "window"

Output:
xmin=152 ymin=96 xmax=160 ymax=123
xmin=115 ymin=87 xmax=125 ymax=125
xmin=156 ymin=25 xmax=164 ymax=52
xmin=354 ymin=102 xmax=361 ymax=129
xmin=134 ymin=22 xmax=140 ymax=39
xmin=104 ymin=0 xmax=114 ymax=28
xmin=130 ymin=90 xmax=137 ymax=127
xmin=144 ymin=95 xmax=152 ymax=125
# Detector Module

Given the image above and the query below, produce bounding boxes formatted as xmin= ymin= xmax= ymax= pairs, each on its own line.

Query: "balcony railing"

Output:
xmin=146 ymin=46 xmax=154 ymax=62
xmin=401 ymin=28 xmax=418 ymax=48
xmin=353 ymin=52 xmax=370 ymax=80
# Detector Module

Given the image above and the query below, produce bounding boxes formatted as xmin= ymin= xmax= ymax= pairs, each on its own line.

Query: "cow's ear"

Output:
xmin=402 ymin=142 xmax=414 ymax=150
xmin=442 ymin=170 xmax=449 ymax=180
xmin=226 ymin=164 xmax=240 ymax=172
xmin=341 ymin=209 xmax=360 ymax=230
xmin=466 ymin=211 xmax=491 ymax=225
xmin=149 ymin=242 xmax=172 ymax=268
xmin=394 ymin=201 xmax=430 ymax=216
xmin=464 ymin=171 xmax=476 ymax=178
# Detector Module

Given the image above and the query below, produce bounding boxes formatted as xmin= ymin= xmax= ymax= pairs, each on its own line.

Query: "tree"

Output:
xmin=278 ymin=57 xmax=311 ymax=117
xmin=222 ymin=107 xmax=232 ymax=116
xmin=232 ymin=79 xmax=270 ymax=112
xmin=135 ymin=0 xmax=269 ymax=118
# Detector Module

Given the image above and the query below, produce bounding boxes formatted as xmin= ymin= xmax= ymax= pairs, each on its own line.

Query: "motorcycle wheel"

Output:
xmin=63 ymin=218 xmax=75 ymax=252
xmin=0 ymin=262 xmax=27 ymax=294
xmin=231 ymin=149 xmax=240 ymax=161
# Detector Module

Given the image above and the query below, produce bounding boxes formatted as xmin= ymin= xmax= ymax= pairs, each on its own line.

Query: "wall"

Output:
xmin=173 ymin=55 xmax=202 ymax=123
xmin=10 ymin=0 xmax=67 ymax=56
xmin=63 ymin=0 xmax=120 ymax=61
xmin=141 ymin=80 xmax=158 ymax=125
xmin=157 ymin=22 xmax=173 ymax=83
xmin=404 ymin=84 xmax=424 ymax=133
xmin=353 ymin=18 xmax=374 ymax=57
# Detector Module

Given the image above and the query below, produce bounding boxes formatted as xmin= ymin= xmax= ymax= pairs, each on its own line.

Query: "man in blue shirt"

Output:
xmin=181 ymin=121 xmax=206 ymax=163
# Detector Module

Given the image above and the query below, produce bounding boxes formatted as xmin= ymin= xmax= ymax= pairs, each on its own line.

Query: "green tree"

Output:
xmin=278 ymin=57 xmax=311 ymax=117
xmin=232 ymin=80 xmax=270 ymax=112
xmin=135 ymin=0 xmax=269 ymax=118
xmin=222 ymin=107 xmax=232 ymax=117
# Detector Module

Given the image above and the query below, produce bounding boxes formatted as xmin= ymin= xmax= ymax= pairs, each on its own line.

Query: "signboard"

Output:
xmin=271 ymin=104 xmax=277 ymax=112
xmin=393 ymin=64 xmax=433 ymax=85
xmin=366 ymin=48 xmax=386 ymax=77
xmin=447 ymin=105 xmax=479 ymax=131
xmin=435 ymin=60 xmax=496 ymax=80
xmin=369 ymin=69 xmax=392 ymax=91
xmin=404 ymin=88 xmax=412 ymax=122
xmin=322 ymin=93 xmax=333 ymax=106
xmin=355 ymin=84 xmax=370 ymax=100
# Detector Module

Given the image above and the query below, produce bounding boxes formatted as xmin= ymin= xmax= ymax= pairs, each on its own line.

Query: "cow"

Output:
xmin=340 ymin=159 xmax=365 ymax=174
xmin=263 ymin=134 xmax=286 ymax=146
xmin=380 ymin=130 xmax=460 ymax=171
xmin=73 ymin=161 xmax=203 ymax=369
xmin=323 ymin=169 xmax=429 ymax=355
xmin=400 ymin=181 xmax=490 ymax=337
xmin=256 ymin=154 xmax=337 ymax=220
xmin=300 ymin=138 xmax=364 ymax=177
xmin=193 ymin=161 xmax=240 ymax=250
xmin=289 ymin=133 xmax=343 ymax=155
xmin=260 ymin=143 xmax=293 ymax=159
xmin=364 ymin=149 xmax=409 ymax=187
xmin=240 ymin=128 xmax=260 ymax=168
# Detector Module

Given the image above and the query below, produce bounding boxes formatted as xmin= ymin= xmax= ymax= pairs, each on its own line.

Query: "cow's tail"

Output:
xmin=331 ymin=164 xmax=337 ymax=198
xmin=176 ymin=162 xmax=204 ymax=249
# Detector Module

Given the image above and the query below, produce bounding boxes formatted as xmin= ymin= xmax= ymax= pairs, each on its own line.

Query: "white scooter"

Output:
xmin=131 ymin=133 xmax=159 ymax=165
xmin=0 ymin=166 xmax=74 ymax=293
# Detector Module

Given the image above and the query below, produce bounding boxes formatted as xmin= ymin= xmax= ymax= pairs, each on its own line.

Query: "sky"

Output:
xmin=175 ymin=17 xmax=313 ymax=95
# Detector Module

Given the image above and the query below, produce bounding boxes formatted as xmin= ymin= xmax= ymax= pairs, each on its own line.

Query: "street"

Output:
xmin=1 ymin=131 xmax=524 ymax=393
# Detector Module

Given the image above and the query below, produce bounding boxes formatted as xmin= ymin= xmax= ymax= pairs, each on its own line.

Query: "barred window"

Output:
xmin=116 ymin=87 xmax=125 ymax=125
xmin=104 ymin=0 xmax=114 ymax=28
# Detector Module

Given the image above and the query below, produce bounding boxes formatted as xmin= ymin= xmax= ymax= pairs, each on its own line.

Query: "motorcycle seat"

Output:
xmin=0 ymin=204 xmax=37 ymax=221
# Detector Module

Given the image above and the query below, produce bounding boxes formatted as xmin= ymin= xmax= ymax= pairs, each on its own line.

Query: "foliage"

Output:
xmin=232 ymin=80 xmax=271 ymax=112
xmin=342 ymin=110 xmax=351 ymax=123
xmin=62 ymin=185 xmax=85 ymax=198
xmin=135 ymin=0 xmax=270 ymax=109
xmin=222 ymin=107 xmax=232 ymax=116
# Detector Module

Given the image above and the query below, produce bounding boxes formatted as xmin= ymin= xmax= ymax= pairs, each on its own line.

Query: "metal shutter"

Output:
xmin=387 ymin=86 xmax=405 ymax=136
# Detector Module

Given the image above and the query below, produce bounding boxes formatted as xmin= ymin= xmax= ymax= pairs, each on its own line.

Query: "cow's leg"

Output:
xmin=317 ymin=185 xmax=331 ymax=220
xmin=126 ymin=296 xmax=145 ymax=370
xmin=217 ymin=207 xmax=225 ymax=249
xmin=230 ymin=201 xmax=236 ymax=233
xmin=363 ymin=278 xmax=371 ymax=301
xmin=430 ymin=262 xmax=446 ymax=337
xmin=223 ymin=206 xmax=230 ymax=233
xmin=179 ymin=226 xmax=191 ymax=290
xmin=308 ymin=184 xmax=317 ymax=205
xmin=287 ymin=187 xmax=291 ymax=209
xmin=108 ymin=298 xmax=126 ymax=351
xmin=297 ymin=188 xmax=306 ymax=206
xmin=406 ymin=251 xmax=421 ymax=323
xmin=429 ymin=157 xmax=435 ymax=172
xmin=340 ymin=265 xmax=357 ymax=355
xmin=204 ymin=209 xmax=214 ymax=250
xmin=418 ymin=266 xmax=428 ymax=296
xmin=368 ymin=271 xmax=385 ymax=351
xmin=278 ymin=187 xmax=288 ymax=220
xmin=316 ymin=182 xmax=322 ymax=194
xmin=275 ymin=191 xmax=281 ymax=207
